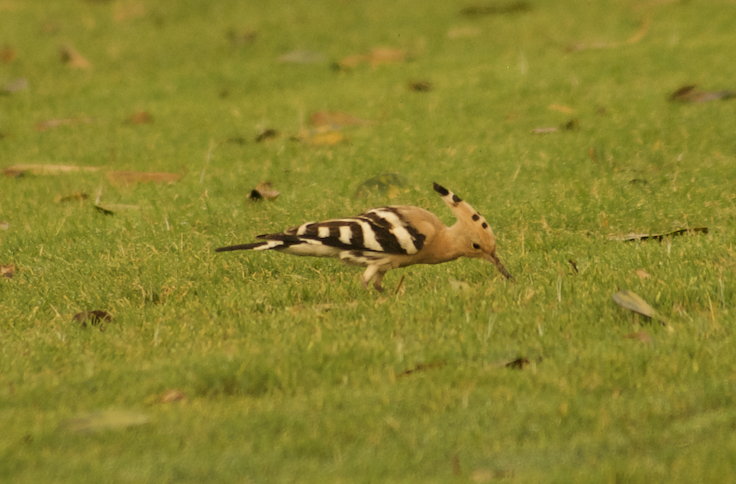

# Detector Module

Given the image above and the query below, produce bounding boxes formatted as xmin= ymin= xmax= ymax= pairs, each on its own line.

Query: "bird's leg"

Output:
xmin=361 ymin=265 xmax=380 ymax=291
xmin=372 ymin=271 xmax=386 ymax=292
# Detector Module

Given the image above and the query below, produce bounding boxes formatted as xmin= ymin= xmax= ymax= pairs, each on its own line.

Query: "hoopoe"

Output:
xmin=216 ymin=182 xmax=513 ymax=291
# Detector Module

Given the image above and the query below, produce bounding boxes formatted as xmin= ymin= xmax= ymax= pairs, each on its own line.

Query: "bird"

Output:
xmin=216 ymin=182 xmax=513 ymax=291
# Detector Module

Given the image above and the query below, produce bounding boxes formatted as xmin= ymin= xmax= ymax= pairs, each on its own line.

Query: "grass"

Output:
xmin=2 ymin=0 xmax=736 ymax=482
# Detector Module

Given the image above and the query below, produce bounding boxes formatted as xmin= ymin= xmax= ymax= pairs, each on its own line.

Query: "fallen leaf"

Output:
xmin=73 ymin=310 xmax=113 ymax=329
xmin=278 ymin=50 xmax=325 ymax=64
xmin=624 ymin=331 xmax=652 ymax=345
xmin=548 ymin=103 xmax=575 ymax=114
xmin=461 ymin=1 xmax=532 ymax=16
xmin=255 ymin=129 xmax=279 ymax=142
xmin=123 ymin=111 xmax=153 ymax=125
xmin=95 ymin=203 xmax=141 ymax=215
xmin=669 ymin=85 xmax=735 ymax=103
xmin=532 ymin=127 xmax=558 ymax=134
xmin=354 ymin=173 xmax=409 ymax=198
xmin=636 ymin=269 xmax=651 ymax=280
xmin=35 ymin=117 xmax=94 ymax=131
xmin=3 ymin=77 xmax=28 ymax=93
xmin=159 ymin=389 xmax=187 ymax=403
xmin=532 ymin=118 xmax=579 ymax=134
xmin=0 ymin=221 xmax=9 ymax=230
xmin=612 ymin=290 xmax=668 ymax=323
xmin=368 ymin=47 xmax=406 ymax=67
xmin=1 ymin=265 xmax=15 ymax=279
xmin=2 ymin=168 xmax=24 ymax=178
xmin=470 ymin=469 xmax=515 ymax=482
xmin=310 ymin=111 xmax=372 ymax=128
xmin=608 ymin=227 xmax=708 ymax=242
xmin=337 ymin=47 xmax=406 ymax=70
xmin=397 ymin=361 xmax=446 ymax=378
xmin=566 ymin=17 xmax=650 ymax=52
xmin=58 ymin=192 xmax=89 ymax=202
xmin=561 ymin=118 xmax=580 ymax=131
xmin=94 ymin=205 xmax=114 ymax=216
xmin=58 ymin=409 xmax=150 ymax=433
xmin=107 ymin=171 xmax=181 ymax=185
xmin=2 ymin=164 xmax=100 ymax=175
xmin=408 ymin=80 xmax=432 ymax=92
xmin=452 ymin=454 xmax=462 ymax=476
xmin=299 ymin=130 xmax=345 ymax=146
xmin=248 ymin=181 xmax=280 ymax=201
xmin=113 ymin=1 xmax=147 ymax=22
xmin=59 ymin=44 xmax=90 ymax=69
xmin=227 ymin=29 xmax=257 ymax=48
xmin=335 ymin=53 xmax=367 ymax=70
xmin=505 ymin=357 xmax=530 ymax=370
xmin=0 ymin=45 xmax=15 ymax=63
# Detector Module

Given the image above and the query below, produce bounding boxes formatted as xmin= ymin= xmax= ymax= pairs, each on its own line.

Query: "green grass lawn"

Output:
xmin=2 ymin=0 xmax=736 ymax=482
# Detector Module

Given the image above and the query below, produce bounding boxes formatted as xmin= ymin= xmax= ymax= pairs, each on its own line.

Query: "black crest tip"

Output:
xmin=433 ymin=182 xmax=449 ymax=196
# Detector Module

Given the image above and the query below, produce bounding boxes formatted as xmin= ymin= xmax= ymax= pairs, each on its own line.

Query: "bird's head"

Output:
xmin=433 ymin=182 xmax=514 ymax=281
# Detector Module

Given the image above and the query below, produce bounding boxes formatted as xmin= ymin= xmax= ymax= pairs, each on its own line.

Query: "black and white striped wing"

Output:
xmin=280 ymin=206 xmax=427 ymax=255
xmin=215 ymin=206 xmax=428 ymax=260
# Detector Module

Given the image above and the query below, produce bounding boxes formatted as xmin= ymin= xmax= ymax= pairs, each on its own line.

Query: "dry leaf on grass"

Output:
xmin=107 ymin=171 xmax=181 ymax=185
xmin=0 ymin=221 xmax=9 ymax=230
xmin=255 ymin=129 xmax=279 ymax=142
xmin=59 ymin=44 xmax=90 ymax=69
xmin=58 ymin=409 xmax=150 ymax=433
xmin=1 ymin=264 xmax=15 ymax=279
xmin=3 ymin=164 xmax=100 ymax=176
xmin=505 ymin=357 xmax=530 ymax=370
xmin=397 ymin=361 xmax=446 ymax=378
xmin=624 ymin=331 xmax=652 ymax=345
xmin=58 ymin=192 xmax=89 ymax=202
xmin=336 ymin=47 xmax=406 ymax=70
xmin=293 ymin=129 xmax=345 ymax=146
xmin=36 ymin=117 xmax=94 ymax=131
xmin=636 ymin=269 xmax=651 ymax=280
xmin=123 ymin=111 xmax=153 ymax=125
xmin=669 ymin=85 xmax=735 ymax=103
xmin=113 ymin=1 xmax=147 ymax=22
xmin=612 ymin=290 xmax=669 ymax=325
xmin=310 ymin=111 xmax=373 ymax=128
xmin=73 ymin=310 xmax=113 ymax=329
xmin=354 ymin=173 xmax=409 ymax=199
xmin=452 ymin=454 xmax=462 ymax=476
xmin=95 ymin=204 xmax=141 ymax=215
xmin=608 ymin=227 xmax=708 ymax=242
xmin=532 ymin=118 xmax=579 ymax=134
xmin=566 ymin=17 xmax=651 ymax=52
xmin=3 ymin=77 xmax=28 ymax=93
xmin=278 ymin=50 xmax=326 ymax=64
xmin=248 ymin=181 xmax=280 ymax=201
xmin=548 ymin=103 xmax=575 ymax=114
xmin=408 ymin=80 xmax=432 ymax=92
xmin=0 ymin=45 xmax=15 ymax=63
xmin=470 ymin=468 xmax=515 ymax=483
xmin=159 ymin=389 xmax=187 ymax=403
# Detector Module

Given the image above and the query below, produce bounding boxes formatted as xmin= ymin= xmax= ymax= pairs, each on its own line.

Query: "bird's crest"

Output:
xmin=432 ymin=182 xmax=494 ymax=236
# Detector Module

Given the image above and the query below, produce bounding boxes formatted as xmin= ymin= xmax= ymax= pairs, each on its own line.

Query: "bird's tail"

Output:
xmin=215 ymin=242 xmax=266 ymax=252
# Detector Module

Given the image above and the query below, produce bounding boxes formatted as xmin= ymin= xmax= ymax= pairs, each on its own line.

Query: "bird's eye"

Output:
xmin=472 ymin=243 xmax=480 ymax=250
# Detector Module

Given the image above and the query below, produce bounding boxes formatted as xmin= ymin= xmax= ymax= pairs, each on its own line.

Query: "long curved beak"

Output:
xmin=483 ymin=252 xmax=514 ymax=282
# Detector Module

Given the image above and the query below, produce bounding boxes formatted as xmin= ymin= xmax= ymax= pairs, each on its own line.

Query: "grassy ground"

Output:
xmin=2 ymin=0 xmax=736 ymax=482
